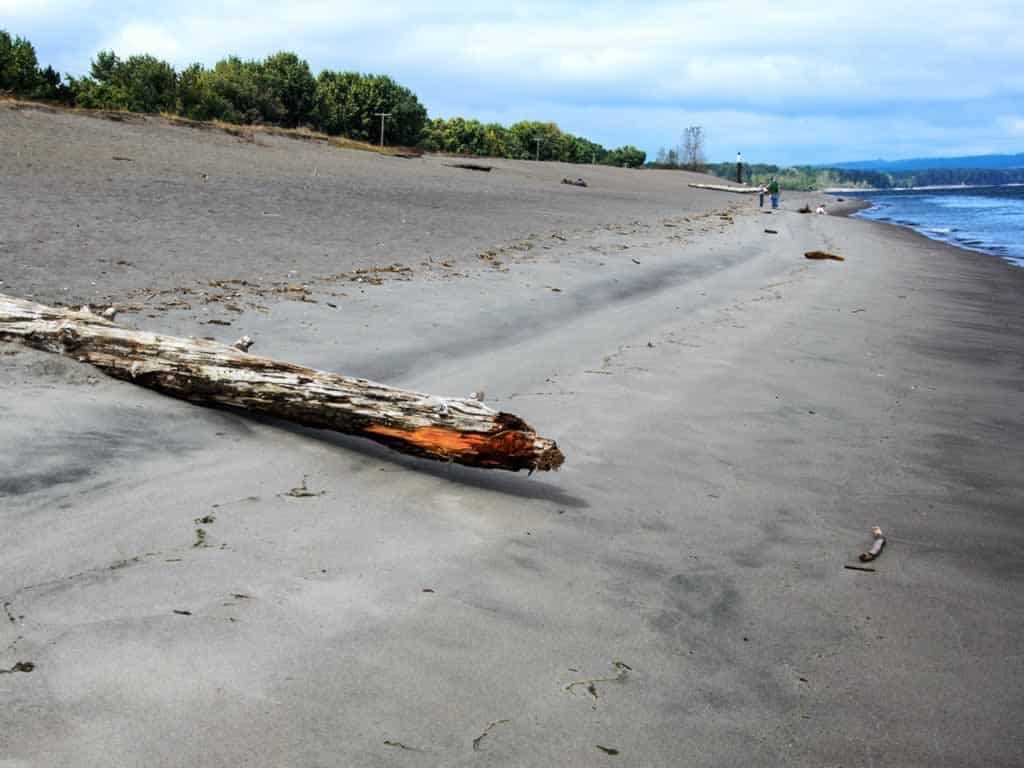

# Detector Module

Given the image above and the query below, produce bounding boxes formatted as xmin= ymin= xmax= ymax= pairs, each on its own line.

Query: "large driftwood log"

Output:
xmin=687 ymin=183 xmax=759 ymax=194
xmin=0 ymin=293 xmax=564 ymax=472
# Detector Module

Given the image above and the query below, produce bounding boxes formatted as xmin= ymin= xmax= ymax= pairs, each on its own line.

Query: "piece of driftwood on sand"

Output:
xmin=0 ymin=293 xmax=564 ymax=473
xmin=687 ymin=183 xmax=760 ymax=194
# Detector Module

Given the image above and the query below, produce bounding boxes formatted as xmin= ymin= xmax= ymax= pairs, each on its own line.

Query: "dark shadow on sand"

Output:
xmin=241 ymin=410 xmax=590 ymax=509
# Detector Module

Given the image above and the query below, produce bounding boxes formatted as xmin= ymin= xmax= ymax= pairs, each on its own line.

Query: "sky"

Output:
xmin=3 ymin=0 xmax=1023 ymax=165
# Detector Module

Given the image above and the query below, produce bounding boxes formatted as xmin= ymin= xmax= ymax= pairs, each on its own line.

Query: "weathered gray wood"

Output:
xmin=0 ymin=293 xmax=564 ymax=472
xmin=687 ymin=183 xmax=759 ymax=193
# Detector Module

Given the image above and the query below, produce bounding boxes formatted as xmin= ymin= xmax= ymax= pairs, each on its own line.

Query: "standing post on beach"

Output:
xmin=759 ymin=183 xmax=767 ymax=208
xmin=375 ymin=112 xmax=391 ymax=146
xmin=768 ymin=177 xmax=780 ymax=209
xmin=736 ymin=152 xmax=743 ymax=184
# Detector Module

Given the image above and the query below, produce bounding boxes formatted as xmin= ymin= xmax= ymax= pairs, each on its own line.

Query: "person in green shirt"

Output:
xmin=768 ymin=178 xmax=780 ymax=209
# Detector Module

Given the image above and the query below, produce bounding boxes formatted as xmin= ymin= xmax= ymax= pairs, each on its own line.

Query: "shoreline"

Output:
xmin=843 ymin=190 xmax=1024 ymax=269
xmin=3 ymin=107 xmax=1024 ymax=767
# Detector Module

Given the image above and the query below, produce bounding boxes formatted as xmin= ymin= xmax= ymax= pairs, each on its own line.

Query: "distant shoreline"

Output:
xmin=824 ymin=182 xmax=1024 ymax=193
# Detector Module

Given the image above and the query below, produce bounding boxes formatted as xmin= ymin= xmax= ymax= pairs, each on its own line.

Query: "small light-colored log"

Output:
xmin=687 ymin=183 xmax=760 ymax=193
xmin=859 ymin=526 xmax=886 ymax=562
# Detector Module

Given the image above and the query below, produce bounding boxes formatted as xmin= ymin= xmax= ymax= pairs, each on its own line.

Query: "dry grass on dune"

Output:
xmin=0 ymin=95 xmax=422 ymax=157
xmin=161 ymin=113 xmax=423 ymax=157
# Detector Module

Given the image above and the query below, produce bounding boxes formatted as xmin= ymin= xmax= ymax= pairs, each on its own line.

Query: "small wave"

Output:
xmin=929 ymin=196 xmax=1011 ymax=210
xmin=856 ymin=190 xmax=1022 ymax=268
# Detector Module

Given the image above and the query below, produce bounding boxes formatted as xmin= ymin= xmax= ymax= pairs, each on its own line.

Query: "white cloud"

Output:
xmin=1000 ymin=117 xmax=1024 ymax=137
xmin=8 ymin=0 xmax=1024 ymax=162
xmin=100 ymin=22 xmax=183 ymax=61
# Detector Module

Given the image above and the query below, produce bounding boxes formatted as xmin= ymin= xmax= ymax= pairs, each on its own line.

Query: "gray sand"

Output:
xmin=2 ymin=104 xmax=1023 ymax=767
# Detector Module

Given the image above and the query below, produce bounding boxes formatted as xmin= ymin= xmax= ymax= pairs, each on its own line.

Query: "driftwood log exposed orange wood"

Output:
xmin=0 ymin=293 xmax=564 ymax=473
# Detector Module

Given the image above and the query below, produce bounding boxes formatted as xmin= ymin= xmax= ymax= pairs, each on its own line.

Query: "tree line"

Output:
xmin=703 ymin=162 xmax=1024 ymax=190
xmin=420 ymin=117 xmax=645 ymax=166
xmin=649 ymin=126 xmax=707 ymax=171
xmin=1 ymin=29 xmax=644 ymax=165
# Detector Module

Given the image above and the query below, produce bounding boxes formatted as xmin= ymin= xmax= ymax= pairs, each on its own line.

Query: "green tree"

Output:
xmin=71 ymin=50 xmax=177 ymax=112
xmin=604 ymin=145 xmax=646 ymax=167
xmin=357 ymin=74 xmax=427 ymax=145
xmin=89 ymin=50 xmax=119 ymax=83
xmin=260 ymin=51 xmax=315 ymax=127
xmin=177 ymin=62 xmax=233 ymax=121
xmin=205 ymin=56 xmax=266 ymax=123
xmin=35 ymin=65 xmax=67 ymax=100
xmin=507 ymin=121 xmax=561 ymax=160
xmin=314 ymin=71 xmax=425 ymax=145
xmin=0 ymin=30 xmax=43 ymax=95
xmin=116 ymin=54 xmax=178 ymax=112
xmin=313 ymin=70 xmax=362 ymax=135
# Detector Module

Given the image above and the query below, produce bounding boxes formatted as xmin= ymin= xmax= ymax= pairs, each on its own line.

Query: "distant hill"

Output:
xmin=828 ymin=153 xmax=1024 ymax=172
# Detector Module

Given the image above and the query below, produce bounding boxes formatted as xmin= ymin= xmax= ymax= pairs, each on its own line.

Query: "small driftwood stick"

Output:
xmin=859 ymin=526 xmax=886 ymax=562
xmin=844 ymin=564 xmax=876 ymax=573
xmin=0 ymin=293 xmax=564 ymax=473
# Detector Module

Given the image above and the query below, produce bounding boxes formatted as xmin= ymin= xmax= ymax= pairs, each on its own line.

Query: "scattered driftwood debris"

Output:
xmin=472 ymin=719 xmax=511 ymax=751
xmin=562 ymin=177 xmax=588 ymax=187
xmin=688 ymin=183 xmax=759 ymax=194
xmin=383 ymin=740 xmax=422 ymax=752
xmin=596 ymin=745 xmax=620 ymax=756
xmin=764 ymin=228 xmax=778 ymax=234
xmin=0 ymin=293 xmax=564 ymax=473
xmin=805 ymin=251 xmax=845 ymax=261
xmin=282 ymin=476 xmax=325 ymax=498
xmin=111 ymin=155 xmax=135 ymax=162
xmin=798 ymin=204 xmax=813 ymax=214
xmin=860 ymin=526 xmax=886 ymax=562
xmin=445 ymin=162 xmax=492 ymax=172
xmin=844 ymin=565 xmax=876 ymax=573
xmin=0 ymin=661 xmax=34 ymax=674
xmin=565 ymin=660 xmax=631 ymax=700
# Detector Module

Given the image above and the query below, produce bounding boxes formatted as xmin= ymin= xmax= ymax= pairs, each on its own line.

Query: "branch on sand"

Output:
xmin=0 ymin=293 xmax=564 ymax=473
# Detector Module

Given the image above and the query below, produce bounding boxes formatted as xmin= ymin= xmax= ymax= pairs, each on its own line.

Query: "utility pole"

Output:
xmin=533 ymin=136 xmax=544 ymax=162
xmin=375 ymin=112 xmax=392 ymax=146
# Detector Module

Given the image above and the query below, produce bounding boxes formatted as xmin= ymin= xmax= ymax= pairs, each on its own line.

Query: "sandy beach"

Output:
xmin=2 ymin=103 xmax=1023 ymax=767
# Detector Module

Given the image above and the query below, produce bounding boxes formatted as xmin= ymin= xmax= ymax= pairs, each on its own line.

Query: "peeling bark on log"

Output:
xmin=0 ymin=293 xmax=564 ymax=472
